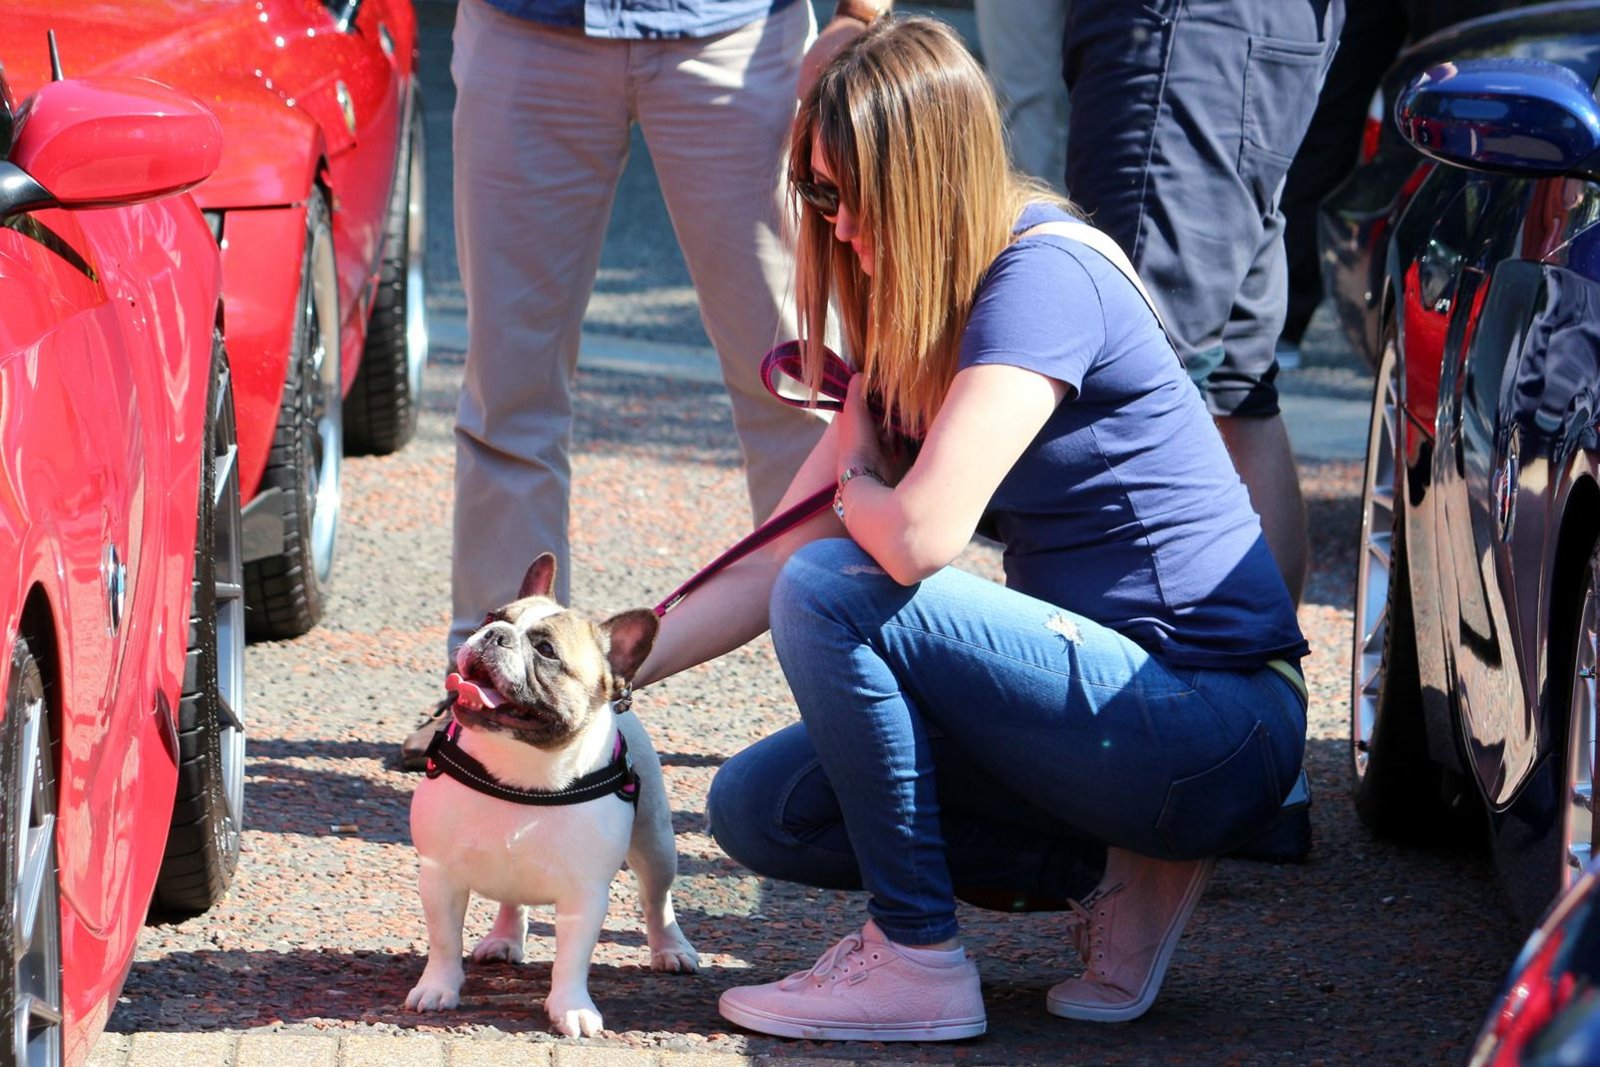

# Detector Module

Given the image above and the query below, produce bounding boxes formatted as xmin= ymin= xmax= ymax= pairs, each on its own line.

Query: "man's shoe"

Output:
xmin=1046 ymin=851 xmax=1215 ymax=1023
xmin=399 ymin=694 xmax=455 ymax=772
xmin=718 ymin=920 xmax=986 ymax=1042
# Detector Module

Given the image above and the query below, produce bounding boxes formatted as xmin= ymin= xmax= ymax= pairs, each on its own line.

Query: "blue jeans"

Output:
xmin=707 ymin=539 xmax=1305 ymax=945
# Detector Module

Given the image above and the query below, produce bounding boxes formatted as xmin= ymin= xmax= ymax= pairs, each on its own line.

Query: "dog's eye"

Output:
xmin=535 ymin=640 xmax=557 ymax=659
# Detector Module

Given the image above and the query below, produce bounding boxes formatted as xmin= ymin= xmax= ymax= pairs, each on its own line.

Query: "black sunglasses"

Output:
xmin=795 ymin=177 xmax=841 ymax=218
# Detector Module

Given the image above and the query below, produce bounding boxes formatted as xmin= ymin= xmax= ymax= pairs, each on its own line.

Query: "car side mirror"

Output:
xmin=1396 ymin=57 xmax=1600 ymax=179
xmin=2 ymin=75 xmax=221 ymax=219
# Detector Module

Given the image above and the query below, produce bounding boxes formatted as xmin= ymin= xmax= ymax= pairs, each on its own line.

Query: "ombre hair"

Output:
xmin=790 ymin=15 xmax=1078 ymax=438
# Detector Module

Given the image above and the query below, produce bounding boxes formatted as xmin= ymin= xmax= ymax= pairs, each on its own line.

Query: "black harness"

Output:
xmin=424 ymin=719 xmax=640 ymax=807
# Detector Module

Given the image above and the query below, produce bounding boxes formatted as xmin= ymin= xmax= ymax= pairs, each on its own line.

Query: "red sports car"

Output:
xmin=0 ymin=69 xmax=244 ymax=1066
xmin=1 ymin=0 xmax=429 ymax=640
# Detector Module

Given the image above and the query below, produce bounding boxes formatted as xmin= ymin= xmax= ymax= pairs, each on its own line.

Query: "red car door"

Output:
xmin=0 ymin=207 xmax=146 ymax=937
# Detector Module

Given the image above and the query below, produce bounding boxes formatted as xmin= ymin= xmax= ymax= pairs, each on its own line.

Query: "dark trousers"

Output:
xmin=1062 ymin=0 xmax=1342 ymax=415
xmin=1280 ymin=0 xmax=1545 ymax=345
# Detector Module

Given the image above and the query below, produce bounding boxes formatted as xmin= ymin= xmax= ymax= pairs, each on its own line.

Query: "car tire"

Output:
xmin=1351 ymin=324 xmax=1456 ymax=838
xmin=1560 ymin=539 xmax=1600 ymax=894
xmin=152 ymin=331 xmax=246 ymax=921
xmin=345 ymin=88 xmax=428 ymax=456
xmin=1 ymin=636 xmax=63 ymax=1067
xmin=245 ymin=190 xmax=342 ymax=640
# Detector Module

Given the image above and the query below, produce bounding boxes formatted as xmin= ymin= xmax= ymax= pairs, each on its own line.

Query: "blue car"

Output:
xmin=1346 ymin=19 xmax=1600 ymax=927
xmin=1319 ymin=2 xmax=1600 ymax=370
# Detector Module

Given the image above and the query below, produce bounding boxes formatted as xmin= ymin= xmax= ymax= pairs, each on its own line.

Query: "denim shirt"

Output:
xmin=480 ymin=0 xmax=801 ymax=38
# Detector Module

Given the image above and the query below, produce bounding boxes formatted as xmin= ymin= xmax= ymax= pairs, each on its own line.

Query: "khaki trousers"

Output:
xmin=449 ymin=0 xmax=824 ymax=648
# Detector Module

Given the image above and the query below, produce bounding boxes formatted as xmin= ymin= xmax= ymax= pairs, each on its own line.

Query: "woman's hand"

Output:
xmin=833 ymin=364 xmax=1066 ymax=585
xmin=837 ymin=372 xmax=891 ymax=481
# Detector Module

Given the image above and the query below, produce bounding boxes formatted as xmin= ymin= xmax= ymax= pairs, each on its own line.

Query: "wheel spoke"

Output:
xmin=14 ymin=701 xmax=38 ymax=871
xmin=217 ymin=690 xmax=245 ymax=735
xmin=17 ymin=813 xmax=54 ymax=946
xmin=21 ymin=992 xmax=63 ymax=1028
xmin=213 ymin=442 xmax=239 ymax=510
xmin=1365 ymin=535 xmax=1392 ymax=578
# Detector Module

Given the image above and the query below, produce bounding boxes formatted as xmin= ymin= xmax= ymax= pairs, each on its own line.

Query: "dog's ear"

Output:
xmin=600 ymin=609 xmax=658 ymax=681
xmin=519 ymin=553 xmax=559 ymax=601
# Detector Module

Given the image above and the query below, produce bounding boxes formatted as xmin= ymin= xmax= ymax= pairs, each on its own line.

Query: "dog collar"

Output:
xmin=424 ymin=721 xmax=640 ymax=807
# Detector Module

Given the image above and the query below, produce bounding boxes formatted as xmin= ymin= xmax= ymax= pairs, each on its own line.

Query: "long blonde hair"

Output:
xmin=790 ymin=16 xmax=1076 ymax=437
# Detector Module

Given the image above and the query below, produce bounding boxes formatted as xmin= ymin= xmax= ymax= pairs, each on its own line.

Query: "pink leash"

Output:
xmin=651 ymin=341 xmax=902 ymax=617
xmin=652 ymin=483 xmax=835 ymax=616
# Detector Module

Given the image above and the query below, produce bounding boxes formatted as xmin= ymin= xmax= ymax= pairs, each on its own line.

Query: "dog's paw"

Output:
xmin=649 ymin=924 xmax=700 ymax=974
xmin=471 ymin=935 xmax=524 ymax=964
xmin=546 ymin=992 xmax=604 ymax=1038
xmin=405 ymin=981 xmax=461 ymax=1012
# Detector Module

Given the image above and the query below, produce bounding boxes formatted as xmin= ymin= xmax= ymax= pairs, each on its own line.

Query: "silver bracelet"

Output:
xmin=833 ymin=465 xmax=887 ymax=523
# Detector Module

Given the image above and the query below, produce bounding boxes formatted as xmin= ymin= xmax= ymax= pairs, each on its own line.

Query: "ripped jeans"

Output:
xmin=706 ymin=538 xmax=1305 ymax=945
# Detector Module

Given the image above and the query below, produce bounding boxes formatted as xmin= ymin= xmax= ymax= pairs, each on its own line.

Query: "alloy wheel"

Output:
xmin=1565 ymin=547 xmax=1599 ymax=886
xmin=213 ymin=359 xmax=247 ymax=837
xmin=306 ymin=216 xmax=342 ymax=584
xmin=7 ymin=641 xmax=61 ymax=1067
xmin=1352 ymin=334 xmax=1401 ymax=781
xmin=403 ymin=107 xmax=429 ymax=407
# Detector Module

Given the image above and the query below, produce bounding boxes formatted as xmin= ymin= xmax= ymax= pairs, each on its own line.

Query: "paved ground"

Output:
xmin=87 ymin=2 xmax=1527 ymax=1065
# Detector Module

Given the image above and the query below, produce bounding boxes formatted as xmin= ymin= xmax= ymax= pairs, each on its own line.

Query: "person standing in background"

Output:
xmin=401 ymin=0 xmax=893 ymax=769
xmin=1277 ymin=0 xmax=1545 ymax=369
xmin=975 ymin=0 xmax=1070 ymax=192
xmin=1062 ymin=0 xmax=1344 ymax=608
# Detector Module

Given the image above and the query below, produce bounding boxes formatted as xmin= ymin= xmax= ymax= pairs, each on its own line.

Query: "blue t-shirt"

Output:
xmin=481 ymin=0 xmax=798 ymax=38
xmin=961 ymin=204 xmax=1308 ymax=669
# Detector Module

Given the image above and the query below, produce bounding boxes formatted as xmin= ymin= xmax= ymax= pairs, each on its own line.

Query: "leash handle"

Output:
xmin=653 ymin=341 xmax=915 ymax=617
xmin=759 ymin=340 xmax=912 ymax=439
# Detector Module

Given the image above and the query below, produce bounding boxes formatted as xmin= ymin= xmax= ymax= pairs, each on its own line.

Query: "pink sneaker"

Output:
xmin=1046 ymin=852 xmax=1215 ymax=1023
xmin=717 ymin=921 xmax=986 ymax=1042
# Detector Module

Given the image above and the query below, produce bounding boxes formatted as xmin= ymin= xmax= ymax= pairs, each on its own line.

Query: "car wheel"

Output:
xmin=1351 ymin=323 xmax=1452 ymax=837
xmin=345 ymin=88 xmax=428 ymax=456
xmin=1562 ymin=540 xmax=1600 ymax=891
xmin=245 ymin=190 xmax=342 ymax=640
xmin=152 ymin=331 xmax=246 ymax=921
xmin=2 ymin=636 xmax=63 ymax=1066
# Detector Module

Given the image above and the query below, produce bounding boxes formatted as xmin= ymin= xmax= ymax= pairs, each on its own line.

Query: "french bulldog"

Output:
xmin=406 ymin=552 xmax=698 ymax=1036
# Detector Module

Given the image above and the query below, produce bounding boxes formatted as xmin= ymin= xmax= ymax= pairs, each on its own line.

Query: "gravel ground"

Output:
xmin=103 ymin=317 xmax=1531 ymax=1065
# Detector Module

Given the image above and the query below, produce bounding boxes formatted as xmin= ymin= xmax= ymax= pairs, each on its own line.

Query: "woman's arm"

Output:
xmin=633 ymin=417 xmax=845 ymax=690
xmin=836 ymin=363 xmax=1067 ymax=585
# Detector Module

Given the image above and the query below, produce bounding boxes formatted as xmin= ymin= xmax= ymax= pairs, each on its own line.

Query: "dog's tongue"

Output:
xmin=447 ymin=673 xmax=507 ymax=711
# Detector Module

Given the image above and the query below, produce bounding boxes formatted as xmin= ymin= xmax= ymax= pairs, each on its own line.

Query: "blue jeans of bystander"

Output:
xmin=707 ymin=539 xmax=1305 ymax=946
